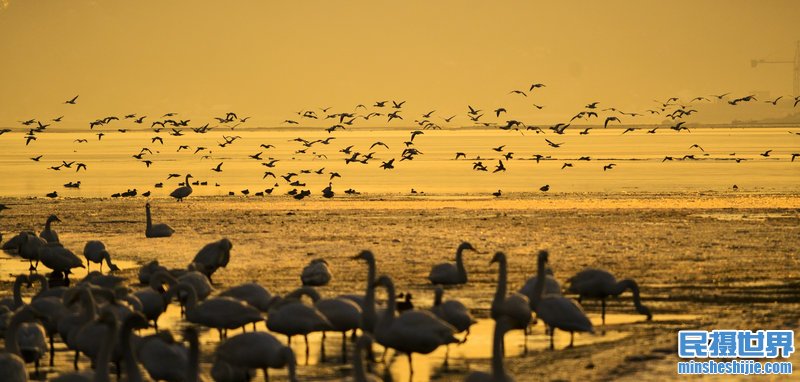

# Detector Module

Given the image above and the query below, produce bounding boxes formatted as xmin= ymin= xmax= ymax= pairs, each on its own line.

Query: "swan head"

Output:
xmin=352 ymin=250 xmax=375 ymax=262
xmin=458 ymin=242 xmax=476 ymax=252
xmin=47 ymin=214 xmax=61 ymax=223
xmin=372 ymin=275 xmax=393 ymax=289
xmin=537 ymin=250 xmax=549 ymax=265
xmin=490 ymin=251 xmax=506 ymax=264
xmin=145 ymin=203 xmax=151 ymax=209
xmin=638 ymin=304 xmax=653 ymax=321
xmin=124 ymin=311 xmax=150 ymax=330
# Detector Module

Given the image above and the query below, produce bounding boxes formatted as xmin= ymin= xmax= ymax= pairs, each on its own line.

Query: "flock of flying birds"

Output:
xmin=2 ymin=87 xmax=800 ymax=200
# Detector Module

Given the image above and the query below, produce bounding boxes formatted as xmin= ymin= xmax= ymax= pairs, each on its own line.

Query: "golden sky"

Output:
xmin=1 ymin=0 xmax=799 ymax=126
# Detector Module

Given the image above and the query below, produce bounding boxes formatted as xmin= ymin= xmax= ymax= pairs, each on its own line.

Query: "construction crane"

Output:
xmin=751 ymin=40 xmax=800 ymax=97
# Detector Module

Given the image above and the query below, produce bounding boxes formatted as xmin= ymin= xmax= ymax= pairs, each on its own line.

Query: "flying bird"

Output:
xmin=64 ymin=95 xmax=79 ymax=104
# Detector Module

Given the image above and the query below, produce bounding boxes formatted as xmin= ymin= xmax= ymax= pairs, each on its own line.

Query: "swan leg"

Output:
xmin=549 ymin=328 xmax=555 ymax=350
xmin=601 ymin=298 xmax=606 ymax=325
xmin=443 ymin=344 xmax=450 ymax=368
xmin=524 ymin=326 xmax=529 ymax=355
xmin=252 ymin=322 xmax=257 ymax=331
xmin=569 ymin=331 xmax=575 ymax=347
xmin=305 ymin=335 xmax=310 ymax=365
xmin=49 ymin=333 xmax=55 ymax=366
xmin=341 ymin=331 xmax=347 ymax=364
xmin=407 ymin=353 xmax=414 ymax=379
xmin=73 ymin=350 xmax=79 ymax=370
xmin=262 ymin=367 xmax=269 ymax=382
xmin=320 ymin=332 xmax=326 ymax=363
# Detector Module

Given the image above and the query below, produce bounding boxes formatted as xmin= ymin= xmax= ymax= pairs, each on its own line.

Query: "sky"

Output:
xmin=1 ymin=0 xmax=799 ymax=127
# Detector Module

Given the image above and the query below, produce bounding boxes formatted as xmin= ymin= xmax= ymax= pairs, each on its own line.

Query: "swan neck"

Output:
xmin=181 ymin=284 xmax=199 ymax=315
xmin=285 ymin=348 xmax=298 ymax=382
xmin=491 ymin=321 xmax=508 ymax=379
xmin=455 ymin=248 xmax=467 ymax=281
xmin=187 ymin=331 xmax=200 ymax=382
xmin=185 ymin=175 xmax=191 ymax=187
xmin=94 ymin=318 xmax=119 ymax=382
xmin=619 ymin=279 xmax=644 ymax=308
xmin=493 ymin=258 xmax=507 ymax=307
xmin=381 ymin=280 xmax=396 ymax=324
xmin=3 ymin=309 xmax=34 ymax=355
xmin=434 ymin=289 xmax=443 ymax=306
xmin=121 ymin=318 xmax=143 ymax=382
xmin=353 ymin=340 xmax=367 ymax=382
xmin=364 ymin=260 xmax=376 ymax=314
xmin=145 ymin=206 xmax=152 ymax=229
xmin=80 ymin=288 xmax=98 ymax=321
xmin=12 ymin=276 xmax=24 ymax=308
xmin=532 ymin=255 xmax=547 ymax=308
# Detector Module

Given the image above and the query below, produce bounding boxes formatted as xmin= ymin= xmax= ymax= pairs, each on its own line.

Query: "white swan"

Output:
xmin=315 ymin=296 xmax=362 ymax=363
xmin=39 ymin=214 xmax=61 ymax=243
xmin=219 ymin=283 xmax=272 ymax=312
xmin=145 ymin=203 xmax=175 ymax=238
xmin=464 ymin=318 xmax=515 ymax=382
xmin=0 ymin=353 xmax=27 ymax=382
xmin=532 ymin=251 xmax=593 ymax=349
xmin=5 ymin=305 xmax=47 ymax=376
xmin=518 ymin=268 xmax=562 ymax=309
xmin=489 ymin=252 xmax=532 ymax=330
xmin=170 ymin=174 xmax=193 ymax=202
xmin=373 ymin=275 xmax=458 ymax=377
xmin=565 ymin=268 xmax=652 ymax=324
xmin=137 ymin=331 xmax=189 ymax=382
xmin=428 ymin=242 xmax=477 ymax=285
xmin=0 ymin=275 xmax=28 ymax=311
xmin=50 ymin=309 xmax=119 ymax=382
xmin=168 ymin=282 xmax=262 ymax=339
xmin=301 ymin=259 xmax=332 ymax=286
xmin=215 ymin=331 xmax=298 ymax=382
xmin=191 ymin=238 xmax=232 ymax=283
xmin=266 ymin=287 xmax=332 ymax=361
xmin=83 ymin=241 xmax=120 ymax=274
xmin=38 ymin=243 xmax=85 ymax=282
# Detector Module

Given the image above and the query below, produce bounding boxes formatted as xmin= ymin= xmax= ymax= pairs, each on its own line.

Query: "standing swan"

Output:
xmin=428 ymin=242 xmax=477 ymax=285
xmin=340 ymin=250 xmax=378 ymax=335
xmin=145 ymin=203 xmax=175 ymax=238
xmin=50 ymin=309 xmax=119 ymax=382
xmin=464 ymin=318 xmax=515 ymax=382
xmin=266 ymin=287 xmax=332 ymax=361
xmin=301 ymin=259 xmax=332 ymax=286
xmin=565 ymin=268 xmax=652 ymax=324
xmin=5 ymin=305 xmax=47 ymax=376
xmin=168 ymin=282 xmax=262 ymax=339
xmin=40 ymin=215 xmax=61 ymax=243
xmin=215 ymin=331 xmax=298 ymax=382
xmin=532 ymin=251 xmax=593 ymax=350
xmin=373 ymin=275 xmax=458 ymax=378
xmin=83 ymin=241 xmax=120 ymax=274
xmin=170 ymin=174 xmax=193 ymax=202
xmin=191 ymin=238 xmax=232 ymax=283
xmin=0 ymin=353 xmax=27 ymax=382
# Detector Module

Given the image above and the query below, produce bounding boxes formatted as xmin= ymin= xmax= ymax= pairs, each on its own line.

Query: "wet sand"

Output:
xmin=1 ymin=193 xmax=799 ymax=381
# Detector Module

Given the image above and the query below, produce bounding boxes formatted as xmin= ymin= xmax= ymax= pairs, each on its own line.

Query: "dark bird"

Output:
xmin=509 ymin=90 xmax=527 ymax=97
xmin=492 ymin=145 xmax=505 ymax=152
xmin=76 ymin=163 xmax=87 ymax=171
xmin=604 ymin=116 xmax=621 ymax=128
xmin=689 ymin=144 xmax=705 ymax=152
xmin=540 ymin=184 xmax=549 ymax=192
xmin=25 ymin=135 xmax=37 ymax=145
xmin=492 ymin=190 xmax=502 ymax=197
xmin=531 ymin=104 xmax=545 ymax=109
xmin=392 ymin=100 xmax=406 ymax=108
xmin=211 ymin=162 xmax=224 ymax=172
xmin=380 ymin=159 xmax=395 ymax=170
xmin=647 ymin=127 xmax=658 ymax=134
xmin=603 ymin=163 xmax=616 ymax=171
xmin=580 ymin=127 xmax=591 ymax=135
xmin=177 ymin=145 xmax=189 ymax=152
xmin=494 ymin=108 xmax=507 ymax=117
xmin=621 ymin=127 xmax=636 ymax=134
xmin=410 ymin=130 xmax=424 ymax=141
xmin=493 ymin=160 xmax=506 ymax=173
xmin=64 ymin=95 xmax=79 ymax=104
xmin=529 ymin=83 xmax=546 ymax=91
xmin=791 ymin=153 xmax=799 ymax=162
xmin=711 ymin=92 xmax=730 ymax=99
xmin=30 ymin=155 xmax=43 ymax=161
xmin=152 ymin=136 xmax=164 ymax=144
xmin=249 ymin=152 xmax=263 ymax=160
xmin=46 ymin=191 xmax=58 ymax=198
xmin=73 ymin=138 xmax=88 ymax=143
xmin=760 ymin=150 xmax=772 ymax=157
xmin=561 ymin=163 xmax=573 ymax=170
xmin=370 ymin=141 xmax=389 ymax=150
xmin=454 ymin=152 xmax=467 ymax=160
xmin=765 ymin=96 xmax=783 ymax=105
xmin=586 ymin=102 xmax=599 ymax=109
xmin=545 ymin=139 xmax=562 ymax=148
xmin=443 ymin=115 xmax=456 ymax=122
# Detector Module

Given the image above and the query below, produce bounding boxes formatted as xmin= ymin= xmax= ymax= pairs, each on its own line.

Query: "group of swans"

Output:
xmin=0 ymin=231 xmax=652 ymax=381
